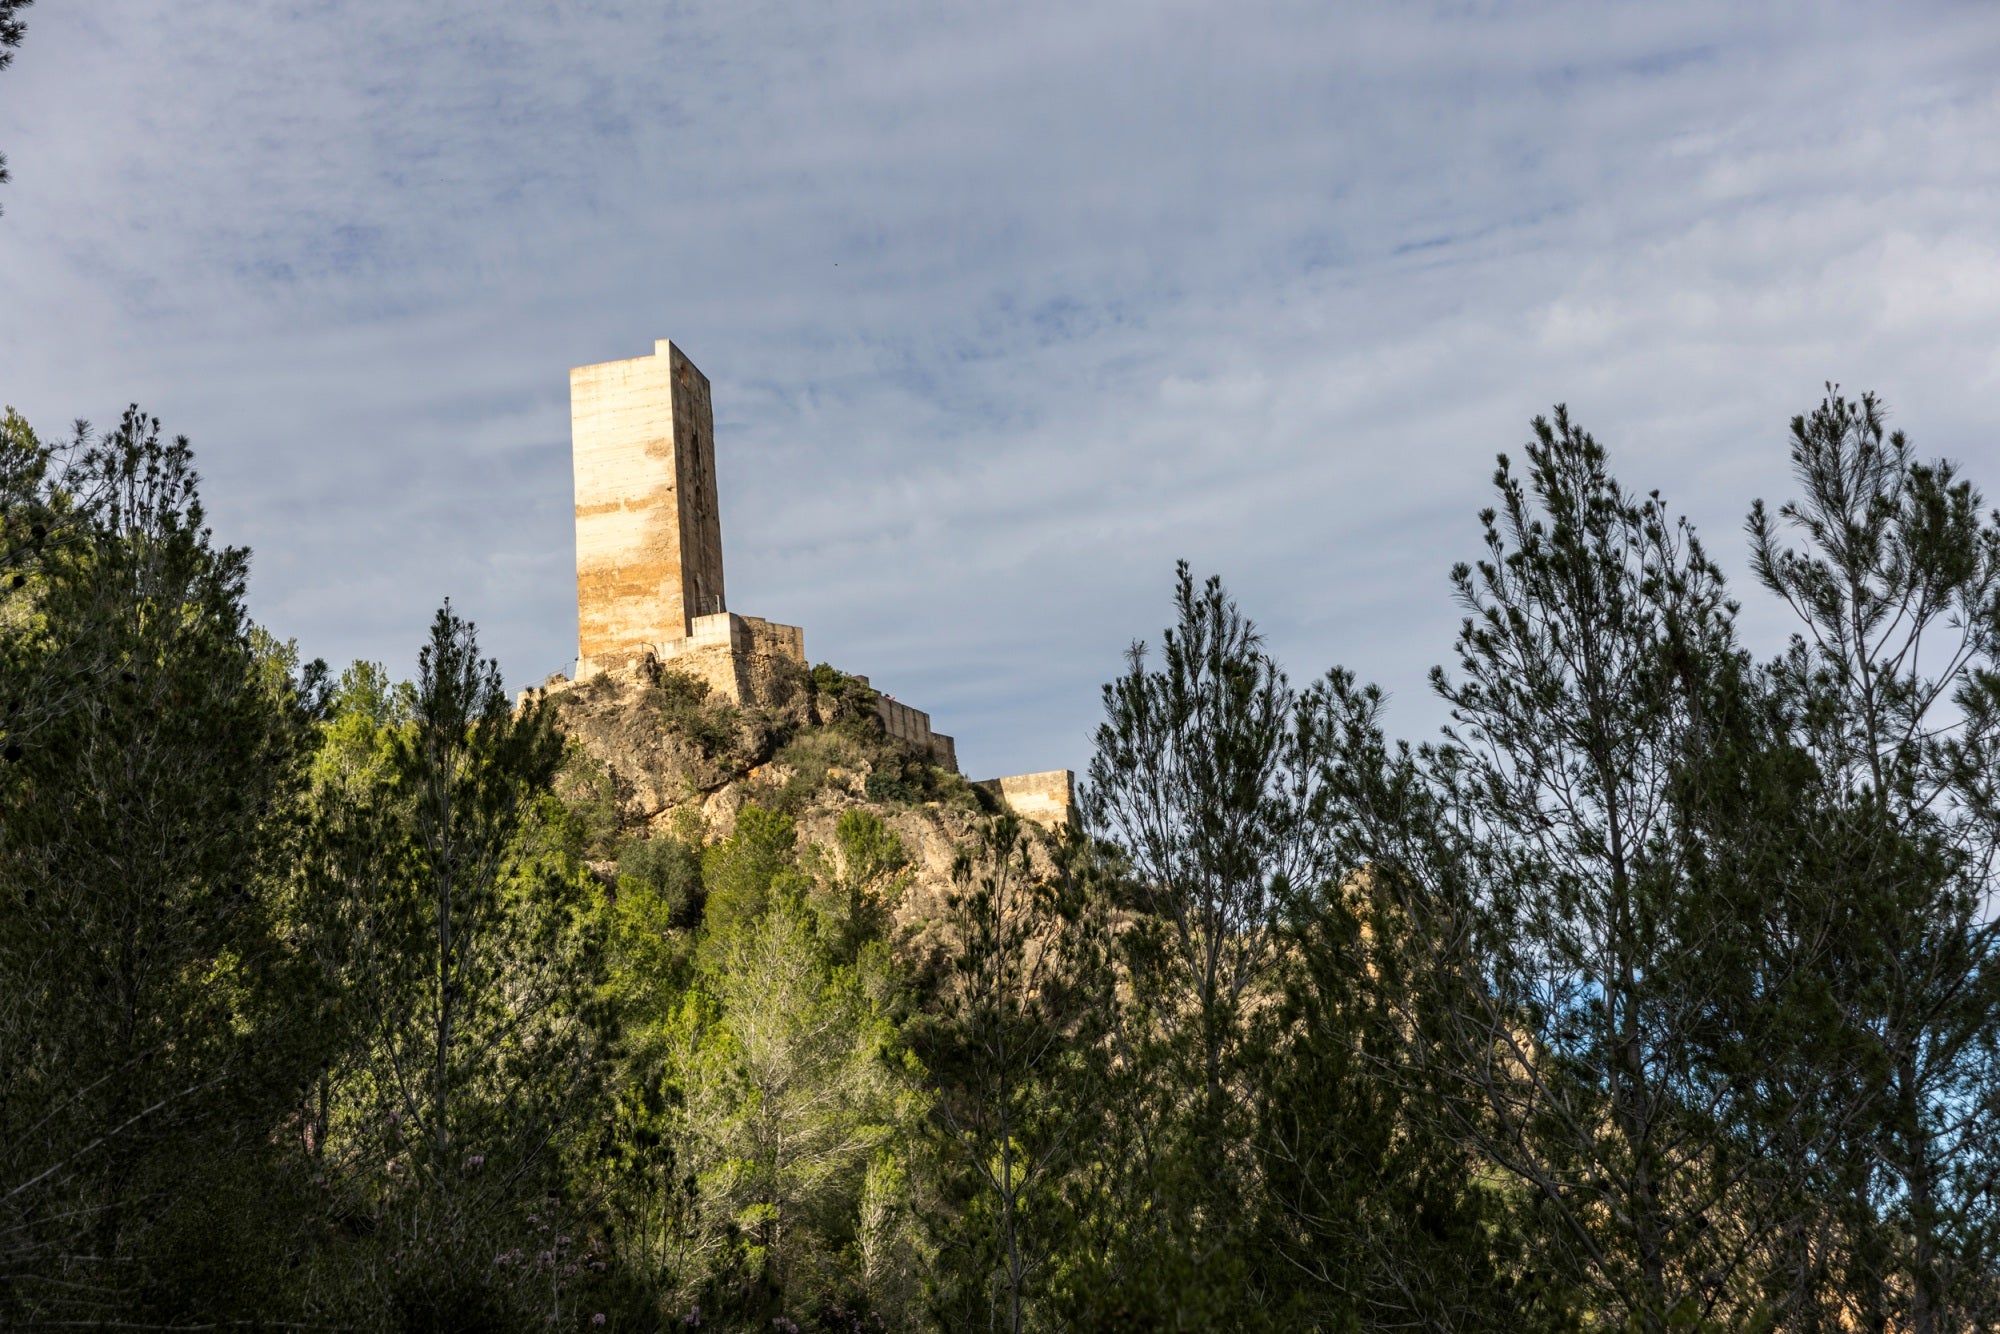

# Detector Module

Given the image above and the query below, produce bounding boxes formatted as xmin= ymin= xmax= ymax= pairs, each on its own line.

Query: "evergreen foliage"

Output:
xmin=3 ymin=391 xmax=1998 ymax=1329
xmin=0 ymin=0 xmax=29 ymax=210
xmin=1392 ymin=410 xmax=1783 ymax=1329
xmin=1747 ymin=390 xmax=2000 ymax=1331
xmin=910 ymin=817 xmax=1112 ymax=1333
xmin=0 ymin=409 xmax=326 ymax=1324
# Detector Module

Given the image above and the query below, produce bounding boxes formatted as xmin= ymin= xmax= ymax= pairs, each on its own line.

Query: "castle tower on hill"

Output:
xmin=569 ymin=339 xmax=815 ymax=721
xmin=571 ymin=340 xmax=726 ymax=666
xmin=559 ymin=337 xmax=1075 ymax=826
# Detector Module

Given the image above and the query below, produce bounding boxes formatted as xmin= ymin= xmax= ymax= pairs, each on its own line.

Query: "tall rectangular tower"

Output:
xmin=571 ymin=339 xmax=726 ymax=672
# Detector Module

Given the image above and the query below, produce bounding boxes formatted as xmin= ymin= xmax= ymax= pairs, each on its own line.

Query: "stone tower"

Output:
xmin=571 ymin=340 xmax=727 ymax=674
xmin=553 ymin=335 xmax=982 ymax=784
xmin=541 ymin=336 xmax=1074 ymax=811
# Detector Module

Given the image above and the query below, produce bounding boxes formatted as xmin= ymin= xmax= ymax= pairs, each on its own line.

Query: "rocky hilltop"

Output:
xmin=533 ymin=658 xmax=1051 ymax=936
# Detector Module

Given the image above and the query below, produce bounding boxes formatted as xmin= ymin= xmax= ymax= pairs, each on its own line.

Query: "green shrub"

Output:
xmin=808 ymin=662 xmax=879 ymax=727
xmin=761 ymin=728 xmax=869 ymax=812
xmin=656 ymin=667 xmax=711 ymax=708
xmin=648 ymin=668 xmax=739 ymax=759
xmin=700 ymin=805 xmax=817 ymax=949
xmin=925 ymin=765 xmax=989 ymax=813
xmin=864 ymin=766 xmax=919 ymax=805
xmin=616 ymin=833 xmax=705 ymax=930
xmin=556 ymin=743 xmax=623 ymax=861
xmin=608 ymin=834 xmax=705 ymax=1027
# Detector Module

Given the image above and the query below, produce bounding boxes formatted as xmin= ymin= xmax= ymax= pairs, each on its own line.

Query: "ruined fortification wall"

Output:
xmin=856 ymin=678 xmax=958 ymax=772
xmin=656 ymin=612 xmax=808 ymax=710
xmin=975 ymin=770 xmax=1075 ymax=830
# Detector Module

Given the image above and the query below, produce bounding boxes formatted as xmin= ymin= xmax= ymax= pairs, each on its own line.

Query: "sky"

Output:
xmin=1 ymin=1 xmax=1997 ymax=780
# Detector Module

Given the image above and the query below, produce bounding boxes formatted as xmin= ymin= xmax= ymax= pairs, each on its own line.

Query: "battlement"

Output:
xmin=849 ymin=675 xmax=958 ymax=772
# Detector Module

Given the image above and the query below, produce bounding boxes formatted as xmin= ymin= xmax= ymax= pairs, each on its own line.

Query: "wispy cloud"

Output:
xmin=2 ymin=1 xmax=1996 ymax=776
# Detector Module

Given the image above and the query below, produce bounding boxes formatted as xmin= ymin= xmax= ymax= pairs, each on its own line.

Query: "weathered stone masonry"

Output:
xmin=572 ymin=340 xmax=727 ymax=673
xmin=559 ymin=338 xmax=1068 ymax=826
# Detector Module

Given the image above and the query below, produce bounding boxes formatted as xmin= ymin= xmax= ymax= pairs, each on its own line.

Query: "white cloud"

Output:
xmin=1 ymin=1 xmax=1997 ymax=778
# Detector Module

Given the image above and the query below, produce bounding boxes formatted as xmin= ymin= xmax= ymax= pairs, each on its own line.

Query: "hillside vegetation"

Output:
xmin=3 ymin=394 xmax=1999 ymax=1331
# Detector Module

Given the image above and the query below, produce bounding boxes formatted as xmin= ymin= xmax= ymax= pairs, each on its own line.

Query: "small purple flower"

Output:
xmin=593 ymin=1317 xmax=606 ymax=1328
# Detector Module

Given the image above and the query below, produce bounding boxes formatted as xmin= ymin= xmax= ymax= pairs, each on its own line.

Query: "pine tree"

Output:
xmin=298 ymin=604 xmax=608 ymax=1324
xmin=0 ymin=0 xmax=31 ymax=212
xmin=1084 ymin=564 xmax=1340 ymax=1216
xmin=912 ymin=816 xmax=1113 ymax=1334
xmin=0 ymin=408 xmax=325 ymax=1322
xmin=1259 ymin=669 xmax=1576 ymax=1331
xmin=608 ymin=805 xmax=925 ymax=1326
xmin=1369 ymin=409 xmax=1793 ymax=1329
xmin=1749 ymin=390 xmax=2000 ymax=1331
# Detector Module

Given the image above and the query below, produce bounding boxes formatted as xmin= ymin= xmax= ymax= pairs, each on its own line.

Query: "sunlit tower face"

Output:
xmin=569 ymin=339 xmax=727 ymax=674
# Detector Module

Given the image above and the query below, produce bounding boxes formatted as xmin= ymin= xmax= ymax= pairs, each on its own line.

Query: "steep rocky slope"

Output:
xmin=536 ymin=661 xmax=1037 ymax=934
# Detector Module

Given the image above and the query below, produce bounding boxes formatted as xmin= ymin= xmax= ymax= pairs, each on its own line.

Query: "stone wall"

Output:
xmin=668 ymin=351 xmax=725 ymax=621
xmin=856 ymin=677 xmax=958 ymax=772
xmin=571 ymin=340 xmax=725 ymax=674
xmin=655 ymin=612 xmax=807 ymax=710
xmin=975 ymin=770 xmax=1075 ymax=830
